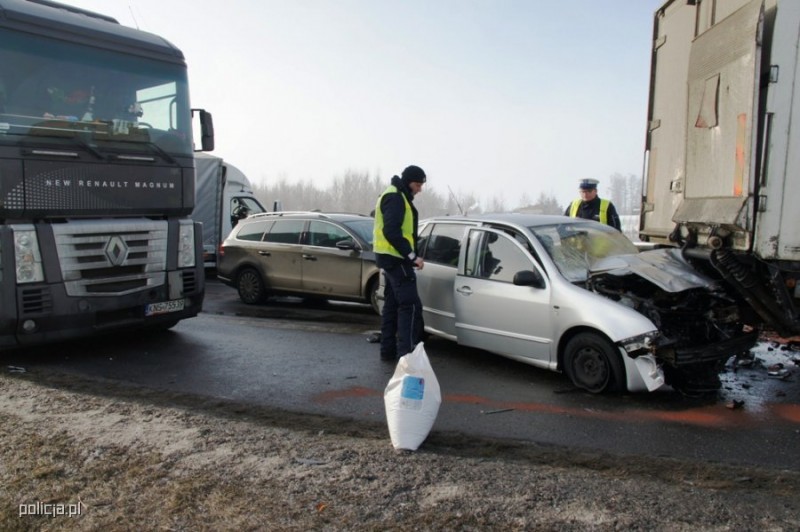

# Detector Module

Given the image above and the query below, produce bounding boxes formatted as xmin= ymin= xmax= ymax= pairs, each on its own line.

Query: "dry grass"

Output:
xmin=2 ymin=369 xmax=799 ymax=531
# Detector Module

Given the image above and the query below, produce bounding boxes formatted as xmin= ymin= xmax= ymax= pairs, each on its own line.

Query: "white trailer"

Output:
xmin=194 ymin=154 xmax=266 ymax=269
xmin=641 ymin=0 xmax=800 ymax=334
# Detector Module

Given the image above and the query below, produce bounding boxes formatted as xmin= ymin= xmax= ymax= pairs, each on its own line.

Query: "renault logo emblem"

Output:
xmin=105 ymin=236 xmax=129 ymax=266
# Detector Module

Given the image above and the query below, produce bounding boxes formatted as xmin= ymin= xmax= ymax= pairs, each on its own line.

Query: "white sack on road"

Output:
xmin=384 ymin=342 xmax=441 ymax=451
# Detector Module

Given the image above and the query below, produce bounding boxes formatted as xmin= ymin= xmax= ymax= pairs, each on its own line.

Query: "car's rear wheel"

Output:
xmin=236 ymin=268 xmax=266 ymax=304
xmin=563 ymin=332 xmax=626 ymax=393
xmin=367 ymin=277 xmax=381 ymax=315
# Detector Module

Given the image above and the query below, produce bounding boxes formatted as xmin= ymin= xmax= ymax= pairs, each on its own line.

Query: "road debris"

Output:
xmin=6 ymin=366 xmax=26 ymax=374
xmin=768 ymin=369 xmax=790 ymax=379
xmin=726 ymin=400 xmax=745 ymax=410
xmin=294 ymin=458 xmax=326 ymax=466
xmin=480 ymin=408 xmax=514 ymax=415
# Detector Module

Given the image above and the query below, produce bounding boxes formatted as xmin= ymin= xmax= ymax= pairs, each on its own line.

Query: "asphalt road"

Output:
xmin=4 ymin=279 xmax=799 ymax=471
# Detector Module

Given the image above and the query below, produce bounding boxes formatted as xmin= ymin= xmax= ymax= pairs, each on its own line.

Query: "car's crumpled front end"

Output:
xmin=588 ymin=248 xmax=757 ymax=394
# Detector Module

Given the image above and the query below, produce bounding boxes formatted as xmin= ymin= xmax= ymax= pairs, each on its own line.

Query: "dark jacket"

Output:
xmin=376 ymin=175 xmax=419 ymax=270
xmin=565 ymin=196 xmax=622 ymax=231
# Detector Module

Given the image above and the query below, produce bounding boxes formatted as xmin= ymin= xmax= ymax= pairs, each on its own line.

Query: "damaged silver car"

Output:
xmin=414 ymin=214 xmax=756 ymax=394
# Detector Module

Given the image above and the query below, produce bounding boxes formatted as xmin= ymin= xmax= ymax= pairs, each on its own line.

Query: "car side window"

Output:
xmin=230 ymin=196 xmax=266 ymax=227
xmin=500 ymin=227 xmax=546 ymax=268
xmin=235 ymin=220 xmax=272 ymax=242
xmin=308 ymin=221 xmax=350 ymax=248
xmin=464 ymin=229 xmax=533 ymax=283
xmin=423 ymin=223 xmax=465 ymax=266
xmin=416 ymin=223 xmax=433 ymax=257
xmin=264 ymin=220 xmax=305 ymax=244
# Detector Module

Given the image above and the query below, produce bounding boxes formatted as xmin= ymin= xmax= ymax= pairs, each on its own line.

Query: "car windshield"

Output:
xmin=342 ymin=219 xmax=374 ymax=249
xmin=529 ymin=222 xmax=639 ymax=282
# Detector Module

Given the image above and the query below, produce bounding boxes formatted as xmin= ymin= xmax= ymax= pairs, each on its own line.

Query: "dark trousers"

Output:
xmin=380 ymin=263 xmax=423 ymax=358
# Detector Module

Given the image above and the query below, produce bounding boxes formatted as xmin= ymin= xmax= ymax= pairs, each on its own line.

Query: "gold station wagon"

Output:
xmin=217 ymin=211 xmax=381 ymax=313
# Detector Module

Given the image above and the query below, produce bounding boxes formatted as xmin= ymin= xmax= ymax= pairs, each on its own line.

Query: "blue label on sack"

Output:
xmin=401 ymin=376 xmax=425 ymax=401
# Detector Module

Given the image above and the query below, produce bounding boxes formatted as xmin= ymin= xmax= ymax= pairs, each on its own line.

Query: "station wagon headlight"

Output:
xmin=178 ymin=221 xmax=196 ymax=268
xmin=13 ymin=227 xmax=44 ymax=283
xmin=620 ymin=332 xmax=659 ymax=354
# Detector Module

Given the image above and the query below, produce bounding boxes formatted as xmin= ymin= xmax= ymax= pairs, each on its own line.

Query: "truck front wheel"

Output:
xmin=237 ymin=268 xmax=266 ymax=304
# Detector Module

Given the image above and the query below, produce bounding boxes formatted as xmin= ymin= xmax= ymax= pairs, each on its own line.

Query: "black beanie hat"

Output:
xmin=401 ymin=165 xmax=426 ymax=185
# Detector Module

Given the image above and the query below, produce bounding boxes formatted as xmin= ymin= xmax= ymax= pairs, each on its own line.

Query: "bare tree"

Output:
xmin=516 ymin=192 xmax=532 ymax=211
xmin=533 ymin=191 xmax=563 ymax=214
xmin=605 ymin=172 xmax=643 ymax=215
xmin=627 ymin=173 xmax=643 ymax=214
xmin=514 ymin=191 xmax=563 ymax=215
xmin=486 ymin=193 xmax=506 ymax=213
xmin=252 ymin=171 xmax=639 ymax=220
xmin=329 ymin=170 xmax=385 ymax=215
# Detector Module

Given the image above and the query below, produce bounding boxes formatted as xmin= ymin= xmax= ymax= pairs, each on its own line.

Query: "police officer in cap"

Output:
xmin=373 ymin=165 xmax=426 ymax=361
xmin=565 ymin=178 xmax=621 ymax=230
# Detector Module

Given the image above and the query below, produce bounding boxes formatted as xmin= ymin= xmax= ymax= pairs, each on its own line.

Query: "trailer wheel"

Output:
xmin=236 ymin=268 xmax=266 ymax=304
xmin=564 ymin=332 xmax=626 ymax=394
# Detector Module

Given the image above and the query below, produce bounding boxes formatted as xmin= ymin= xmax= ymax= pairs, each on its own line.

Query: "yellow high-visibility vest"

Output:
xmin=569 ymin=198 xmax=610 ymax=225
xmin=373 ymin=185 xmax=414 ymax=258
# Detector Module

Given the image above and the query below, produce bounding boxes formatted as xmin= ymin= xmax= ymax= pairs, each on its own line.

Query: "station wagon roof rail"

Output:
xmin=249 ymin=211 xmax=371 ymax=220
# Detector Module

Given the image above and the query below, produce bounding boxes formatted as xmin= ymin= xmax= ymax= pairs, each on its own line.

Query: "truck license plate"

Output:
xmin=145 ymin=299 xmax=185 ymax=316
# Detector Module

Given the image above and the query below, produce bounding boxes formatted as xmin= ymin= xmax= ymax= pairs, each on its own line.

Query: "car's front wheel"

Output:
xmin=236 ymin=268 xmax=266 ymax=304
xmin=563 ymin=332 xmax=626 ymax=393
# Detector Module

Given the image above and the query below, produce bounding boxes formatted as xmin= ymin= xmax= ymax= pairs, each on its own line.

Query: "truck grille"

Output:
xmin=53 ymin=220 xmax=168 ymax=297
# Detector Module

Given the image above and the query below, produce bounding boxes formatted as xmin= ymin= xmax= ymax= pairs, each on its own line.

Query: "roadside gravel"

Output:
xmin=2 ymin=368 xmax=799 ymax=531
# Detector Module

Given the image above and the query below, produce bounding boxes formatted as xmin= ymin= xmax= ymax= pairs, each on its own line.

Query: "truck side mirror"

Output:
xmin=192 ymin=108 xmax=215 ymax=152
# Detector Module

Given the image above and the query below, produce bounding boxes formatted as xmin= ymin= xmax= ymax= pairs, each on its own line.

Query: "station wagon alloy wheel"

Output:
xmin=237 ymin=268 xmax=266 ymax=304
xmin=368 ymin=278 xmax=380 ymax=315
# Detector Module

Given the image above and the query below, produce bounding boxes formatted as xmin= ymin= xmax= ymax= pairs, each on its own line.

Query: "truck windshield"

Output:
xmin=0 ymin=27 xmax=192 ymax=156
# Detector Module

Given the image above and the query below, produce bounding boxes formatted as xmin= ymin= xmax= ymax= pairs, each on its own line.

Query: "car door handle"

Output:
xmin=456 ymin=285 xmax=472 ymax=295
xmin=258 ymin=251 xmax=271 ymax=256
xmin=302 ymin=254 xmax=317 ymax=261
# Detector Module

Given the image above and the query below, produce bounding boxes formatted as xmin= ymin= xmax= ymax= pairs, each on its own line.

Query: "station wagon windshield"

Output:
xmin=342 ymin=219 xmax=375 ymax=248
xmin=529 ymin=223 xmax=639 ymax=282
xmin=0 ymin=27 xmax=192 ymax=156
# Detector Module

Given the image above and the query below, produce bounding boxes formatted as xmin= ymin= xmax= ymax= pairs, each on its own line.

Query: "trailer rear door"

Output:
xmin=642 ymin=0 xmax=764 ymax=251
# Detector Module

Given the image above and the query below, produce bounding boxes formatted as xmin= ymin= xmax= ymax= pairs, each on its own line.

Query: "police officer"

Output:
xmin=373 ymin=165 xmax=426 ymax=361
xmin=565 ymin=178 xmax=621 ymax=230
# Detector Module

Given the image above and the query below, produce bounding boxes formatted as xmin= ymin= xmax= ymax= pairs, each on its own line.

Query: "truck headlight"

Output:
xmin=178 ymin=221 xmax=196 ymax=268
xmin=13 ymin=227 xmax=44 ymax=283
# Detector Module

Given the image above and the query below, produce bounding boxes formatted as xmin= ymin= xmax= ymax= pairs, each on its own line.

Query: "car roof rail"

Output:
xmin=322 ymin=211 xmax=374 ymax=218
xmin=249 ymin=211 xmax=331 ymax=219
xmin=248 ymin=211 xmax=371 ymax=220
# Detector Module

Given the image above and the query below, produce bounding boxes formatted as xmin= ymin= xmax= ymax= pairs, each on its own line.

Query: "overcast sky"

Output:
xmin=60 ymin=0 xmax=664 ymax=208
